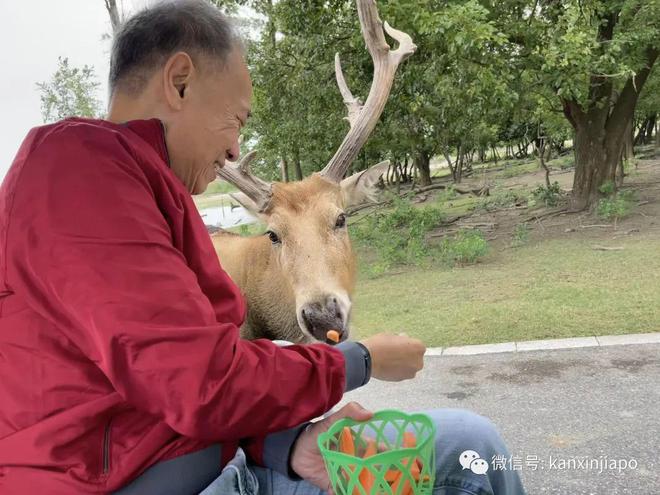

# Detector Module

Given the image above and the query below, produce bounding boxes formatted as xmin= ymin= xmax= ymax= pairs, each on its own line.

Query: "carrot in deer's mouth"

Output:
xmin=326 ymin=330 xmax=340 ymax=343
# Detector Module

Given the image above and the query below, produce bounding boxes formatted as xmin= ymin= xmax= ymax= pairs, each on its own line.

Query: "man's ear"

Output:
xmin=340 ymin=160 xmax=390 ymax=208
xmin=162 ymin=51 xmax=195 ymax=110
xmin=230 ymin=192 xmax=267 ymax=223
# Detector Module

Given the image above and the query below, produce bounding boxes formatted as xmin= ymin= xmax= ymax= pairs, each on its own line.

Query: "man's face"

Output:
xmin=165 ymin=49 xmax=252 ymax=194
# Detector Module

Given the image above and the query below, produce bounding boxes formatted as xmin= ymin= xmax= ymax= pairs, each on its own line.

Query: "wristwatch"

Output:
xmin=354 ymin=341 xmax=372 ymax=385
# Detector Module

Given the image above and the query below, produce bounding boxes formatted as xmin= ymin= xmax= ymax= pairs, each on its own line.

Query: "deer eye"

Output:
xmin=335 ymin=214 xmax=346 ymax=229
xmin=266 ymin=230 xmax=281 ymax=244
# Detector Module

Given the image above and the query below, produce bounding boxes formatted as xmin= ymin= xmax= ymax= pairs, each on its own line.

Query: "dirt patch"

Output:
xmin=486 ymin=358 xmax=586 ymax=385
xmin=608 ymin=357 xmax=660 ymax=373
xmin=425 ymin=157 xmax=660 ymax=252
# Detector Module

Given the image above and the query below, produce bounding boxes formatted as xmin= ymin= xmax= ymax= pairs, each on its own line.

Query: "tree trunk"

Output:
xmin=622 ymin=118 xmax=634 ymax=163
xmin=634 ymin=114 xmax=656 ymax=145
xmin=478 ymin=147 xmax=486 ymax=163
xmin=104 ymin=0 xmax=121 ymax=33
xmin=537 ymin=137 xmax=551 ymax=188
xmin=565 ymin=46 xmax=658 ymax=210
xmin=414 ymin=150 xmax=432 ymax=187
xmin=570 ymin=125 xmax=619 ymax=210
xmin=453 ymin=146 xmax=464 ymax=184
xmin=443 ymin=151 xmax=455 ymax=181
xmin=491 ymin=145 xmax=499 ymax=164
xmin=279 ymin=157 xmax=289 ymax=182
xmin=292 ymin=147 xmax=303 ymax=181
xmin=645 ymin=114 xmax=657 ymax=144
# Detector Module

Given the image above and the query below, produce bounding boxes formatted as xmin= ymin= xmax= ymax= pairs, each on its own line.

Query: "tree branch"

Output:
xmin=606 ymin=47 xmax=659 ymax=136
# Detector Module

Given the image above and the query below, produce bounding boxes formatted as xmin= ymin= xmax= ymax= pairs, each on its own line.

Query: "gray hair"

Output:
xmin=109 ymin=0 xmax=238 ymax=94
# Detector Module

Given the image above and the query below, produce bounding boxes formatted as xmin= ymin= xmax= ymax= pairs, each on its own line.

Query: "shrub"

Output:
xmin=511 ymin=223 xmax=530 ymax=247
xmin=532 ymin=182 xmax=562 ymax=207
xmin=477 ymin=188 xmax=529 ymax=211
xmin=437 ymin=229 xmax=489 ymax=265
xmin=596 ymin=190 xmax=636 ymax=222
xmin=351 ymin=196 xmax=445 ymax=270
xmin=435 ymin=185 xmax=457 ymax=203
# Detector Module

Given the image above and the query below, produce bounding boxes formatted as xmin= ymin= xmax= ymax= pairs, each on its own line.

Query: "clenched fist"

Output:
xmin=360 ymin=333 xmax=426 ymax=381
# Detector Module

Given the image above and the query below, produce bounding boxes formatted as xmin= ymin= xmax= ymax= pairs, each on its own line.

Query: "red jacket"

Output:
xmin=0 ymin=118 xmax=347 ymax=493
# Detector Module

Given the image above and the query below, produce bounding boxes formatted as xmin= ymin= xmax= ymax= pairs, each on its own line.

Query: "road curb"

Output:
xmin=424 ymin=332 xmax=660 ymax=357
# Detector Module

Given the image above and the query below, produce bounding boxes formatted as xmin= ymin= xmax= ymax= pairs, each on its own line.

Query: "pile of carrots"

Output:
xmin=338 ymin=427 xmax=429 ymax=495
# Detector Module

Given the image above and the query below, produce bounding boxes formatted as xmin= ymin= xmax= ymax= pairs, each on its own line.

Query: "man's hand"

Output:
xmin=360 ymin=333 xmax=426 ymax=381
xmin=290 ymin=402 xmax=373 ymax=492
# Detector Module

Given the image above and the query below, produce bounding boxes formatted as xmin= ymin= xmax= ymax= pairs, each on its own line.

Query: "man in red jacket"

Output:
xmin=0 ymin=1 xmax=525 ymax=494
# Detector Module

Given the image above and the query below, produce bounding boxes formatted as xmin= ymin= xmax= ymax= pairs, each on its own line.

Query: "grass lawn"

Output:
xmin=204 ymin=180 xmax=237 ymax=195
xmin=351 ymin=238 xmax=660 ymax=347
xmin=194 ymin=194 xmax=233 ymax=210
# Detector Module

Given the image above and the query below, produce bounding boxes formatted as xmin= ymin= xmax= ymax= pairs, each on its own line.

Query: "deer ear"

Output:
xmin=340 ymin=159 xmax=390 ymax=207
xmin=229 ymin=192 xmax=267 ymax=222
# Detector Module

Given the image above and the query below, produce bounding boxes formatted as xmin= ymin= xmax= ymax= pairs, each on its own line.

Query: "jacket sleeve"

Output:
xmin=241 ymin=340 xmax=371 ymax=478
xmin=6 ymin=126 xmax=350 ymax=442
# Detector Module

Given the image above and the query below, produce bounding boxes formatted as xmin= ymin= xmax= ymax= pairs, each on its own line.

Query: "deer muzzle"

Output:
xmin=298 ymin=294 xmax=351 ymax=344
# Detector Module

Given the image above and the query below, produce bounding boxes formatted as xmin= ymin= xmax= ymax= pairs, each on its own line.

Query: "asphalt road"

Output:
xmin=342 ymin=343 xmax=660 ymax=495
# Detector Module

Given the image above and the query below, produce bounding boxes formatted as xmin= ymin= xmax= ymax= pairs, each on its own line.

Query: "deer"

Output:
xmin=210 ymin=0 xmax=416 ymax=345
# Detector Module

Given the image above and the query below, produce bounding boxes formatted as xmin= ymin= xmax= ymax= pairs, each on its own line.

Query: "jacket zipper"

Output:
xmin=102 ymin=419 xmax=112 ymax=475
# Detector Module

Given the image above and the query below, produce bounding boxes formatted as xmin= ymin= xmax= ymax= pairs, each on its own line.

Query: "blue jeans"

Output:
xmin=201 ymin=409 xmax=526 ymax=495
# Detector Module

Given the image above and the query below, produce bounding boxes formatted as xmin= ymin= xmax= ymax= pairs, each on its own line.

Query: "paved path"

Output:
xmin=342 ymin=342 xmax=660 ymax=494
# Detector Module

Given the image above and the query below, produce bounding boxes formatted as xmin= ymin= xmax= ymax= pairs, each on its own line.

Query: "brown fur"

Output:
xmin=211 ymin=166 xmax=385 ymax=343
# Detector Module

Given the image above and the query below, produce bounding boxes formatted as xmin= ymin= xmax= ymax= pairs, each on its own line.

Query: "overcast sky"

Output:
xmin=0 ymin=0 xmax=151 ymax=179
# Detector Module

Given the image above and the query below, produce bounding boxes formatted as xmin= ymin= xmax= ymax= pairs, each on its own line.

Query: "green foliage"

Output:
xmin=202 ymin=180 xmax=237 ymax=195
xmin=532 ymin=181 xmax=563 ymax=207
xmin=598 ymin=180 xmax=616 ymax=196
xmin=437 ymin=229 xmax=489 ymax=265
xmin=553 ymin=155 xmax=575 ymax=170
xmin=212 ymin=0 xmax=658 ymax=207
xmin=351 ymin=196 xmax=445 ymax=273
xmin=435 ymin=184 xmax=458 ymax=203
xmin=224 ymin=222 xmax=266 ymax=236
xmin=477 ymin=188 xmax=529 ymax=211
xmin=36 ymin=57 xmax=102 ymax=123
xmin=511 ymin=223 xmax=531 ymax=247
xmin=596 ymin=189 xmax=637 ymax=221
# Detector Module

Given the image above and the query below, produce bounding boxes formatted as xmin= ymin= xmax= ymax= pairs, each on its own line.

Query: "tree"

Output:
xmin=104 ymin=0 xmax=123 ymax=33
xmin=492 ymin=0 xmax=660 ymax=209
xmin=634 ymin=67 xmax=660 ymax=146
xmin=36 ymin=57 xmax=103 ymax=123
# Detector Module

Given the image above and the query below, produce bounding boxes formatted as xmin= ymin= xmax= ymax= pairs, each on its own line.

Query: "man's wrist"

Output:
xmin=354 ymin=341 xmax=372 ymax=384
xmin=336 ymin=341 xmax=372 ymax=391
xmin=288 ymin=423 xmax=313 ymax=479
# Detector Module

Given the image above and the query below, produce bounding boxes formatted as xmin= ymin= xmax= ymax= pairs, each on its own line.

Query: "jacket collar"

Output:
xmin=123 ymin=118 xmax=171 ymax=167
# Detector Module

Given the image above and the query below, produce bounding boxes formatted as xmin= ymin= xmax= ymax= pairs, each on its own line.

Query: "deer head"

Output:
xmin=214 ymin=0 xmax=415 ymax=344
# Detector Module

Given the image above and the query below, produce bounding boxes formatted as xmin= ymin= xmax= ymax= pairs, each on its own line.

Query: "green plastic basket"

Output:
xmin=317 ymin=410 xmax=436 ymax=495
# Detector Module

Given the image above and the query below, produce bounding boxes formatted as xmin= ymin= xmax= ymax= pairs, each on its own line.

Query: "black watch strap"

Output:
xmin=354 ymin=342 xmax=372 ymax=386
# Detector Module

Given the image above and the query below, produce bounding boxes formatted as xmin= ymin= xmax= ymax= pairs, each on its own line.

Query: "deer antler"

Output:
xmin=215 ymin=150 xmax=273 ymax=212
xmin=320 ymin=0 xmax=416 ymax=182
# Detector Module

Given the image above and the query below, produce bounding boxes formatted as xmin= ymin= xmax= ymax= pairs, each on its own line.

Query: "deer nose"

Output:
xmin=300 ymin=296 xmax=347 ymax=344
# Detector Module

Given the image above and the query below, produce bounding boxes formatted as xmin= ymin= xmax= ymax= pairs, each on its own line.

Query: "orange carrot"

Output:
xmin=390 ymin=470 xmax=413 ymax=495
xmin=340 ymin=427 xmax=355 ymax=456
xmin=356 ymin=439 xmax=377 ymax=493
xmin=326 ymin=330 xmax=340 ymax=343
xmin=363 ymin=438 xmax=377 ymax=458
xmin=386 ymin=433 xmax=419 ymax=494
xmin=409 ymin=457 xmax=421 ymax=481
xmin=402 ymin=432 xmax=417 ymax=448
xmin=384 ymin=469 xmax=400 ymax=483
